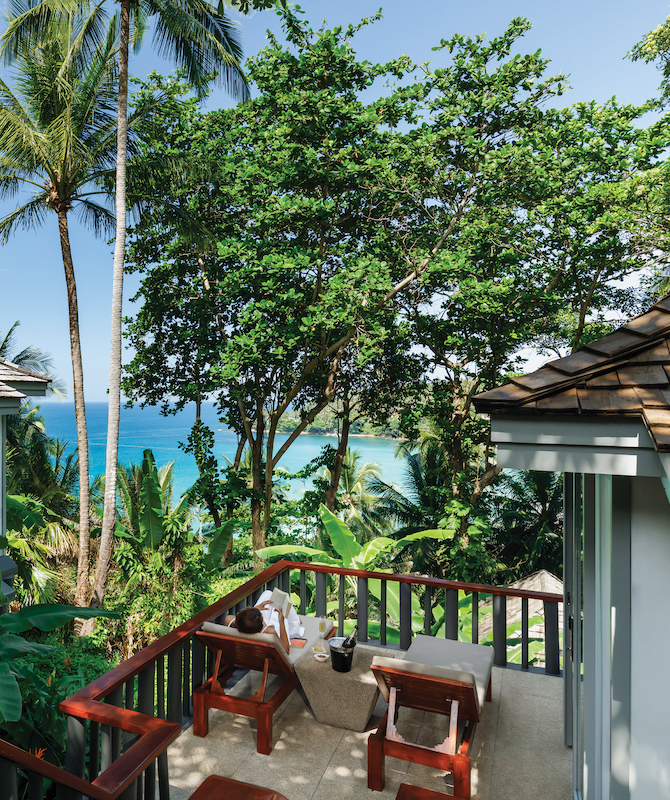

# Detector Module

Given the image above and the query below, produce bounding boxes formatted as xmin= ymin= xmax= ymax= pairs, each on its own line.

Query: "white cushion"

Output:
xmin=404 ymin=635 xmax=494 ymax=712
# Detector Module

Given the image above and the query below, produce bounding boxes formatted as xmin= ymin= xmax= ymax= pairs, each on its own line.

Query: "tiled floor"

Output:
xmin=166 ymin=665 xmax=571 ymax=800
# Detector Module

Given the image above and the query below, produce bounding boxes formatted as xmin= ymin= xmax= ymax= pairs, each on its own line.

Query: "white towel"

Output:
xmin=257 ymin=589 xmax=305 ymax=639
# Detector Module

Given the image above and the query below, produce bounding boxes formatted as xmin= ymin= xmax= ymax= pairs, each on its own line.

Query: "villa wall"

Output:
xmin=629 ymin=476 xmax=670 ymax=800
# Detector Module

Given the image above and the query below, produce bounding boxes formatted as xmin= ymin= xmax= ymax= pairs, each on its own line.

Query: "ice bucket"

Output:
xmin=329 ymin=636 xmax=355 ymax=673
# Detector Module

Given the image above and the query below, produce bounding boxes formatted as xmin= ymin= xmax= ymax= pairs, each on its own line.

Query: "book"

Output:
xmin=290 ymin=638 xmax=307 ymax=648
xmin=270 ymin=587 xmax=292 ymax=616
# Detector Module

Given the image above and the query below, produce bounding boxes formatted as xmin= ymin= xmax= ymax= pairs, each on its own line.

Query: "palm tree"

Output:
xmin=368 ymin=446 xmax=450 ymax=575
xmin=487 ymin=470 xmax=564 ymax=580
xmin=2 ymin=0 xmax=251 ymax=619
xmin=93 ymin=0 xmax=249 ymax=616
xmin=317 ymin=449 xmax=388 ymax=543
xmin=0 ymin=8 xmax=121 ymax=616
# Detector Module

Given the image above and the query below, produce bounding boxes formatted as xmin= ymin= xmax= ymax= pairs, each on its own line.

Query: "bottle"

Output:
xmin=342 ymin=625 xmax=358 ymax=649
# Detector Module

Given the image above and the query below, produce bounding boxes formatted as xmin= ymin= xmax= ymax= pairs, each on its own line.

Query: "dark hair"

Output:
xmin=235 ymin=606 xmax=263 ymax=634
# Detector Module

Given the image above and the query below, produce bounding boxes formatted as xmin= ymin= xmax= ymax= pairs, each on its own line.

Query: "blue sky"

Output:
xmin=0 ymin=0 xmax=668 ymax=401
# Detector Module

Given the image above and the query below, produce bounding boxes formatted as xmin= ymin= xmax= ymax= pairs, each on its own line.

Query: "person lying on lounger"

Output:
xmin=224 ymin=591 xmax=304 ymax=652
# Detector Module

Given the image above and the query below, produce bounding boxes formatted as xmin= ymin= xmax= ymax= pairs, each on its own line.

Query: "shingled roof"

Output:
xmin=0 ymin=358 xmax=51 ymax=400
xmin=473 ymin=296 xmax=670 ymax=452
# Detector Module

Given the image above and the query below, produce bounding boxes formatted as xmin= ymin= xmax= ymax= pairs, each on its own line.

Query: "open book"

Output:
xmin=270 ymin=587 xmax=292 ymax=617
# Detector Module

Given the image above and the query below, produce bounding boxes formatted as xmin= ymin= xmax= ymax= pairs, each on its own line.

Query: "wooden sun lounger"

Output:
xmin=193 ymin=616 xmax=334 ymax=755
xmin=368 ymin=635 xmax=494 ymax=800
xmin=194 ymin=627 xmax=298 ymax=755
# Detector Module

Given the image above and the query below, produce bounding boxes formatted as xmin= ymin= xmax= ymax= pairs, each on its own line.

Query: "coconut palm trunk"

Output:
xmin=88 ymin=0 xmax=130 ymax=614
xmin=57 ymin=209 xmax=91 ymax=615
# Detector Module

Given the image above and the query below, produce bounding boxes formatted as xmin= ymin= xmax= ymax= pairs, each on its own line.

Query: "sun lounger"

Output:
xmin=194 ymin=615 xmax=333 ymax=754
xmin=368 ymin=635 xmax=494 ymax=799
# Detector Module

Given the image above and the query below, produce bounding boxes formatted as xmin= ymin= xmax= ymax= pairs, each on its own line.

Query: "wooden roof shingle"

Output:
xmin=473 ymin=297 xmax=670 ymax=452
xmin=0 ymin=358 xmax=51 ymax=400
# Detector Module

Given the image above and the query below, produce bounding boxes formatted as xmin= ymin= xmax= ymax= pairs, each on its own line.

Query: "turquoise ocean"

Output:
xmin=39 ymin=402 xmax=407 ymax=500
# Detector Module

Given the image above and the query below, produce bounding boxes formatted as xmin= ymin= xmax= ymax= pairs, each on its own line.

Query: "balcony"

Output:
xmin=1 ymin=561 xmax=570 ymax=800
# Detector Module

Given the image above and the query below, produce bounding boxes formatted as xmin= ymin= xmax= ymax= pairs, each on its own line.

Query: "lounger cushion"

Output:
xmin=202 ymin=615 xmax=333 ymax=666
xmin=372 ymin=655 xmax=476 ymax=703
xmin=404 ymin=634 xmax=493 ymax=712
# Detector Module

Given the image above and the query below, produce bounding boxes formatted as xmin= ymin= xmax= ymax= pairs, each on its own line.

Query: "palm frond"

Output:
xmin=72 ymin=197 xmax=116 ymax=235
xmin=147 ymin=0 xmax=248 ymax=96
xmin=0 ymin=196 xmax=50 ymax=242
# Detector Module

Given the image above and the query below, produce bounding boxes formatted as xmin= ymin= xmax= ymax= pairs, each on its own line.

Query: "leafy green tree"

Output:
xmin=124 ymin=11 xmax=566 ymax=557
xmin=396 ymin=96 xmax=666 ymax=552
xmin=0 ymin=603 xmax=116 ymax=726
xmin=0 ymin=7 xmax=121 ymax=617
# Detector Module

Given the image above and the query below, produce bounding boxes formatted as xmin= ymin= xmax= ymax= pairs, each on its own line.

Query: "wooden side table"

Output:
xmin=294 ymin=643 xmax=402 ymax=731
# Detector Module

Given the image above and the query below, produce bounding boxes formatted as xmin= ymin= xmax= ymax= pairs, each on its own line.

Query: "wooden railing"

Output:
xmin=1 ymin=561 xmax=563 ymax=800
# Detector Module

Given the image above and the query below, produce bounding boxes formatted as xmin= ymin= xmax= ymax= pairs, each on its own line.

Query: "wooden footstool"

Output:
xmin=190 ymin=775 xmax=289 ymax=800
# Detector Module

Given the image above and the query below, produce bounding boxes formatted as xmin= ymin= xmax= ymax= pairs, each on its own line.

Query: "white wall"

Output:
xmin=630 ymin=477 xmax=670 ymax=800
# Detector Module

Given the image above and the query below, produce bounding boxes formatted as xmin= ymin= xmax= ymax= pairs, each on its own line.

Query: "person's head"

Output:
xmin=235 ymin=606 xmax=263 ymax=634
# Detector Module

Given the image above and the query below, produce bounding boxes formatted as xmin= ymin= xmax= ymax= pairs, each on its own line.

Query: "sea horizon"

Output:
xmin=38 ymin=401 xmax=407 ymax=499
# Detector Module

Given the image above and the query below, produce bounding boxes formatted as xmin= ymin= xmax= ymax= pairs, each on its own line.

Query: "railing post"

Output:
xmin=380 ymin=580 xmax=387 ymax=646
xmin=0 ymin=757 xmax=19 ymax=800
xmin=62 ymin=715 xmax=85 ymax=800
xmin=400 ymin=581 xmax=412 ymax=651
xmin=471 ymin=592 xmax=479 ymax=644
xmin=445 ymin=588 xmax=459 ymax=640
xmin=544 ymin=600 xmax=560 ymax=675
xmin=315 ymin=571 xmax=327 ymax=618
xmin=89 ymin=721 xmax=99 ymax=782
xmin=251 ymin=587 xmax=263 ymax=605
xmin=192 ymin=635 xmax=206 ymax=694
xmin=338 ymin=575 xmax=345 ymax=634
xmin=182 ymin=641 xmax=191 ymax=718
xmin=299 ymin=570 xmax=306 ymax=615
xmin=158 ymin=750 xmax=170 ymax=800
xmin=119 ymin=780 xmax=138 ymax=800
xmin=123 ymin=679 xmax=136 ymax=753
xmin=280 ymin=569 xmax=290 ymax=594
xmin=493 ymin=594 xmax=507 ymax=667
xmin=424 ymin=586 xmax=432 ymax=635
xmin=357 ymin=577 xmax=368 ymax=642
xmin=167 ymin=644 xmax=183 ymax=724
xmin=522 ymin=597 xmax=529 ymax=670
xmin=138 ymin=665 xmax=156 ymax=800
xmin=28 ymin=772 xmax=43 ymax=800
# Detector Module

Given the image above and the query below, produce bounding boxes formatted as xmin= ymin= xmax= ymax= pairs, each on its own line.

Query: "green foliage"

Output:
xmin=487 ymin=470 xmax=564 ymax=580
xmin=1 ymin=632 xmax=112 ymax=766
xmin=0 ymin=605 xmax=118 ymax=724
xmin=123 ymin=9 xmax=577 ymax=553
xmin=259 ymin=505 xmax=451 ymax=632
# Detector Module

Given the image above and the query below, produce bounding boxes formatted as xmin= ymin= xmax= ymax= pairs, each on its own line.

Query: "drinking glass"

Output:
xmin=318 ymin=617 xmax=327 ymax=636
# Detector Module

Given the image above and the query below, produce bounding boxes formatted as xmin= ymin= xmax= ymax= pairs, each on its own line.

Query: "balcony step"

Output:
xmin=396 ymin=783 xmax=469 ymax=800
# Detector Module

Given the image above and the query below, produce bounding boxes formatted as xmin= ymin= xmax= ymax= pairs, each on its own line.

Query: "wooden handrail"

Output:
xmin=61 ymin=560 xmax=560 ymax=713
xmin=0 ymin=731 xmax=185 ymax=800
xmin=277 ymin=561 xmax=563 ymax=603
xmin=60 ymin=562 xmax=286 ymax=705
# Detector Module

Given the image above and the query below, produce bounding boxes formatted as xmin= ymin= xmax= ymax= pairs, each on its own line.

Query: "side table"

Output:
xmin=294 ymin=643 xmax=402 ymax=731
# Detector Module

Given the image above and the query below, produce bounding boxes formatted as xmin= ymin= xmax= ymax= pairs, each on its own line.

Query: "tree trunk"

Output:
xmin=250 ymin=414 xmax=265 ymax=557
xmin=324 ymin=410 xmax=351 ymax=512
xmin=86 ymin=0 xmax=130 ymax=620
xmin=57 ymin=210 xmax=91 ymax=631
